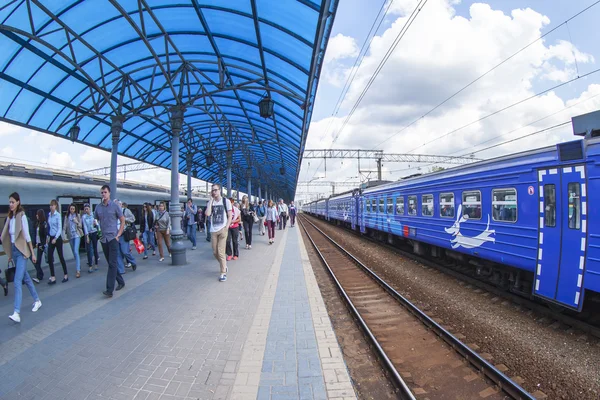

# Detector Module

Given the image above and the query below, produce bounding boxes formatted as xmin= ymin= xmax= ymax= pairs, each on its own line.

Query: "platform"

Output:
xmin=0 ymin=226 xmax=356 ymax=400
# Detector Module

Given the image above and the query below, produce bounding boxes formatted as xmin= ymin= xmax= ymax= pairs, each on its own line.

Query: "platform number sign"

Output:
xmin=528 ymin=186 xmax=534 ymax=195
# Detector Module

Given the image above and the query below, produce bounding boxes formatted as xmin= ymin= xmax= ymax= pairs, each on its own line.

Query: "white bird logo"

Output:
xmin=444 ymin=205 xmax=495 ymax=249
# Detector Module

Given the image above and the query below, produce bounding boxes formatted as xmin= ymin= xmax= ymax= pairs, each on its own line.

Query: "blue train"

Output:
xmin=303 ymin=110 xmax=600 ymax=312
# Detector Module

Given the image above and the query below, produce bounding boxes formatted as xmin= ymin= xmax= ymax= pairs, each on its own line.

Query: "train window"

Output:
xmin=379 ymin=198 xmax=385 ymax=213
xmin=387 ymin=198 xmax=393 ymax=214
xmin=407 ymin=196 xmax=417 ymax=215
xmin=439 ymin=193 xmax=455 ymax=218
xmin=422 ymin=194 xmax=433 ymax=216
xmin=396 ymin=196 xmax=404 ymax=215
xmin=543 ymin=185 xmax=556 ymax=227
xmin=568 ymin=183 xmax=581 ymax=229
xmin=462 ymin=190 xmax=481 ymax=220
xmin=366 ymin=199 xmax=371 ymax=213
xmin=492 ymin=188 xmax=517 ymax=222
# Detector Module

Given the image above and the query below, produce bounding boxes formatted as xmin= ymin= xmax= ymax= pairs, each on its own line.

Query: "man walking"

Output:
xmin=118 ymin=201 xmax=137 ymax=272
xmin=184 ymin=199 xmax=198 ymax=250
xmin=289 ymin=201 xmax=297 ymax=227
xmin=205 ymin=184 xmax=232 ymax=282
xmin=94 ymin=185 xmax=125 ymax=297
xmin=256 ymin=200 xmax=266 ymax=235
xmin=277 ymin=199 xmax=288 ymax=230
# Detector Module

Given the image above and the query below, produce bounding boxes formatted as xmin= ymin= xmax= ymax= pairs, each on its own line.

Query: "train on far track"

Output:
xmin=303 ymin=109 xmax=600 ymax=313
xmin=0 ymin=161 xmax=209 ymax=264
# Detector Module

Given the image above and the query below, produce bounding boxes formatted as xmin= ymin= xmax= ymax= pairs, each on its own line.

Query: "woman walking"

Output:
xmin=31 ymin=209 xmax=48 ymax=283
xmin=47 ymin=199 xmax=68 ymax=284
xmin=82 ymin=203 xmax=99 ymax=273
xmin=140 ymin=203 xmax=155 ymax=260
xmin=1 ymin=192 xmax=42 ymax=323
xmin=240 ymin=195 xmax=255 ymax=249
xmin=226 ymin=198 xmax=241 ymax=260
xmin=63 ymin=204 xmax=83 ymax=278
xmin=265 ymin=200 xmax=279 ymax=244
xmin=256 ymin=201 xmax=266 ymax=236
xmin=154 ymin=202 xmax=171 ymax=262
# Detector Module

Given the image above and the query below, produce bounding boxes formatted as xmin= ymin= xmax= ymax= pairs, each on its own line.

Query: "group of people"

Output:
xmin=1 ymin=184 xmax=298 ymax=322
xmin=205 ymin=184 xmax=297 ymax=282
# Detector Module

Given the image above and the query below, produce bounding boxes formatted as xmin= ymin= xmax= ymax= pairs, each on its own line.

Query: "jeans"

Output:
xmin=101 ymin=239 xmax=124 ymax=293
xmin=47 ymin=237 xmax=68 ymax=277
xmin=257 ymin=217 xmax=266 ymax=235
xmin=119 ymin=236 xmax=136 ymax=267
xmin=69 ymin=236 xmax=81 ymax=272
xmin=11 ymin=244 xmax=39 ymax=314
xmin=243 ymin=220 xmax=253 ymax=245
xmin=267 ymin=221 xmax=276 ymax=239
xmin=226 ymin=226 xmax=239 ymax=257
xmin=290 ymin=214 xmax=296 ymax=227
xmin=211 ymin=227 xmax=228 ymax=274
xmin=86 ymin=232 xmax=99 ymax=266
xmin=187 ymin=224 xmax=197 ymax=247
xmin=142 ymin=230 xmax=154 ymax=256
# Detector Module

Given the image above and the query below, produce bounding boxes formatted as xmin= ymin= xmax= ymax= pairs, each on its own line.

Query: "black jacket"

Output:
xmin=139 ymin=211 xmax=154 ymax=233
xmin=33 ymin=221 xmax=48 ymax=248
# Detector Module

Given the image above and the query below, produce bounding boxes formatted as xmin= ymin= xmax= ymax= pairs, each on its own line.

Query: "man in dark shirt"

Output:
xmin=94 ymin=185 xmax=125 ymax=297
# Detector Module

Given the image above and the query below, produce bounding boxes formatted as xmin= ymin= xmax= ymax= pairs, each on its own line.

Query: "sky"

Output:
xmin=1 ymin=0 xmax=600 ymax=201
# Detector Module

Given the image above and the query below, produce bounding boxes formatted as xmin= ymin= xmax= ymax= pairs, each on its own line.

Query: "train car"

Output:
xmin=328 ymin=189 xmax=361 ymax=230
xmin=0 ymin=162 xmax=209 ymax=265
xmin=356 ymin=111 xmax=600 ymax=311
xmin=315 ymin=198 xmax=328 ymax=219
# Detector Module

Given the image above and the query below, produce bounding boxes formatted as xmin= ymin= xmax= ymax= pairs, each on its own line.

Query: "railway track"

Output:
xmin=305 ymin=214 xmax=600 ymax=340
xmin=299 ymin=215 xmax=535 ymax=400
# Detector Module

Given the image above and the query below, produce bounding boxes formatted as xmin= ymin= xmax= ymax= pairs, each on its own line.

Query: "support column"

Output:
xmin=110 ymin=116 xmax=124 ymax=198
xmin=226 ymin=150 xmax=232 ymax=198
xmin=186 ymin=153 xmax=193 ymax=199
xmin=169 ymin=106 xmax=186 ymax=266
xmin=248 ymin=180 xmax=252 ymax=203
xmin=258 ymin=185 xmax=262 ymax=203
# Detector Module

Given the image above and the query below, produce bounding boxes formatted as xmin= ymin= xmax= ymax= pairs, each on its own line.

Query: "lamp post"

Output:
xmin=169 ymin=106 xmax=186 ymax=266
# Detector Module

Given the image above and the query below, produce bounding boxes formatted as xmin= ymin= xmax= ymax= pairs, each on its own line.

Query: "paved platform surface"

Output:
xmin=0 ymin=225 xmax=356 ymax=400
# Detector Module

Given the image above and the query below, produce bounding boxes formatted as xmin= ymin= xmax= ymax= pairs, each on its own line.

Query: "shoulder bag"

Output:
xmin=4 ymin=260 xmax=15 ymax=283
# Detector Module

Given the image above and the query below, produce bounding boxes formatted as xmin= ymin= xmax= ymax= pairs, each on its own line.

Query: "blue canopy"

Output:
xmin=0 ymin=0 xmax=338 ymax=199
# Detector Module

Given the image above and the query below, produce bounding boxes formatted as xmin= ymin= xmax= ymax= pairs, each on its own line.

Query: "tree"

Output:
xmin=430 ymin=166 xmax=446 ymax=173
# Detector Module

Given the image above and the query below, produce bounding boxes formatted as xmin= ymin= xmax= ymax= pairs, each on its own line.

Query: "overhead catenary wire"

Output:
xmin=373 ymin=0 xmax=600 ymax=150
xmin=302 ymin=0 xmax=393 ymax=182
xmin=309 ymin=0 xmax=429 ymax=181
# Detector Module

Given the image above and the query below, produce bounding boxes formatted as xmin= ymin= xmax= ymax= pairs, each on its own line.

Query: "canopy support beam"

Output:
xmin=110 ymin=115 xmax=124 ymax=198
xmin=169 ymin=106 xmax=186 ymax=266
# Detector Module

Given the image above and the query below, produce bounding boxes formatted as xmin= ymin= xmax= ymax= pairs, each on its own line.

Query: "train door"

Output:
xmin=535 ymin=165 xmax=587 ymax=310
xmin=359 ymin=196 xmax=366 ymax=233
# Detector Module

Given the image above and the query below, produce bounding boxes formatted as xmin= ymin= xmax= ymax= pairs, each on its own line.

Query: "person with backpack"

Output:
xmin=205 ymin=184 xmax=232 ymax=282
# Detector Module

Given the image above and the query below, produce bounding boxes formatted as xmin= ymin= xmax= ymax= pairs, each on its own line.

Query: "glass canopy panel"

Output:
xmin=257 ymin=0 xmax=318 ymax=42
xmin=259 ymin=22 xmax=312 ymax=72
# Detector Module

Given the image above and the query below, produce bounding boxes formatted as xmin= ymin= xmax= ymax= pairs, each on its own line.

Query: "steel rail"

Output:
xmin=298 ymin=217 xmax=415 ymax=400
xmin=299 ymin=215 xmax=536 ymax=400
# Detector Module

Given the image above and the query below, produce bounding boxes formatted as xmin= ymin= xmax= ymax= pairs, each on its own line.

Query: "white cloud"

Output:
xmin=0 ymin=147 xmax=14 ymax=157
xmin=300 ymin=0 xmax=600 ymax=200
xmin=322 ymin=33 xmax=360 ymax=86
xmin=45 ymin=151 xmax=75 ymax=169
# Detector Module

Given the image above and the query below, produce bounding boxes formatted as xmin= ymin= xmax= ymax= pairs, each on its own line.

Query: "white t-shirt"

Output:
xmin=210 ymin=197 xmax=233 ymax=233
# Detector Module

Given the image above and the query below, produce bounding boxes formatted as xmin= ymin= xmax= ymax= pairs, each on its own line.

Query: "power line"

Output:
xmin=404 ymin=66 xmax=600 ymax=154
xmin=374 ymin=0 xmax=600 ymax=149
xmin=310 ymin=0 xmax=428 ymax=181
xmin=303 ymin=0 xmax=392 ymax=182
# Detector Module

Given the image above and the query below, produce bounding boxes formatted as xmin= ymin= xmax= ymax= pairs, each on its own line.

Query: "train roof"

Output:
xmin=1 ymin=161 xmax=178 ymax=195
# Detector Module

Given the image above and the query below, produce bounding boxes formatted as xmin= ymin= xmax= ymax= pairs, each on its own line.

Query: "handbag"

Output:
xmin=133 ymin=237 xmax=145 ymax=254
xmin=5 ymin=260 xmax=16 ymax=283
xmin=253 ymin=213 xmax=259 ymax=223
xmin=264 ymin=221 xmax=268 ymax=226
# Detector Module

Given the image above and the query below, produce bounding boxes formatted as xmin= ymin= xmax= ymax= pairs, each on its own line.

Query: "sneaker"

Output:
xmin=226 ymin=255 xmax=232 ymax=261
xmin=32 ymin=300 xmax=42 ymax=312
xmin=116 ymin=283 xmax=125 ymax=291
xmin=143 ymin=255 xmax=148 ymax=260
xmin=152 ymin=251 xmax=156 ymax=256
xmin=102 ymin=290 xmax=113 ymax=298
xmin=248 ymin=245 xmax=252 ymax=249
xmin=125 ymin=263 xmax=132 ymax=269
xmin=233 ymin=256 xmax=238 ymax=260
xmin=169 ymin=253 xmax=172 ymax=258
xmin=88 ymin=267 xmax=94 ymax=273
xmin=159 ymin=258 xmax=164 ymax=262
xmin=219 ymin=274 xmax=227 ymax=282
xmin=192 ymin=246 xmax=196 ymax=250
xmin=8 ymin=312 xmax=20 ymax=323
xmin=32 ymin=278 xmax=40 ymax=284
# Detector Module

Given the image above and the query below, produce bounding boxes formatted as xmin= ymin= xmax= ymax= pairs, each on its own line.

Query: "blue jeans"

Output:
xmin=187 ymin=224 xmax=197 ymax=247
xmin=142 ymin=231 xmax=153 ymax=256
xmin=100 ymin=239 xmax=124 ymax=293
xmin=119 ymin=236 xmax=136 ymax=268
xmin=86 ymin=232 xmax=99 ymax=266
xmin=11 ymin=244 xmax=39 ymax=314
xmin=69 ymin=237 xmax=81 ymax=272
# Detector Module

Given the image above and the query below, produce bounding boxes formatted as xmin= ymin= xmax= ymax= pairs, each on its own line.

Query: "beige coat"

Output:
xmin=1 ymin=211 xmax=31 ymax=259
xmin=63 ymin=214 xmax=84 ymax=240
